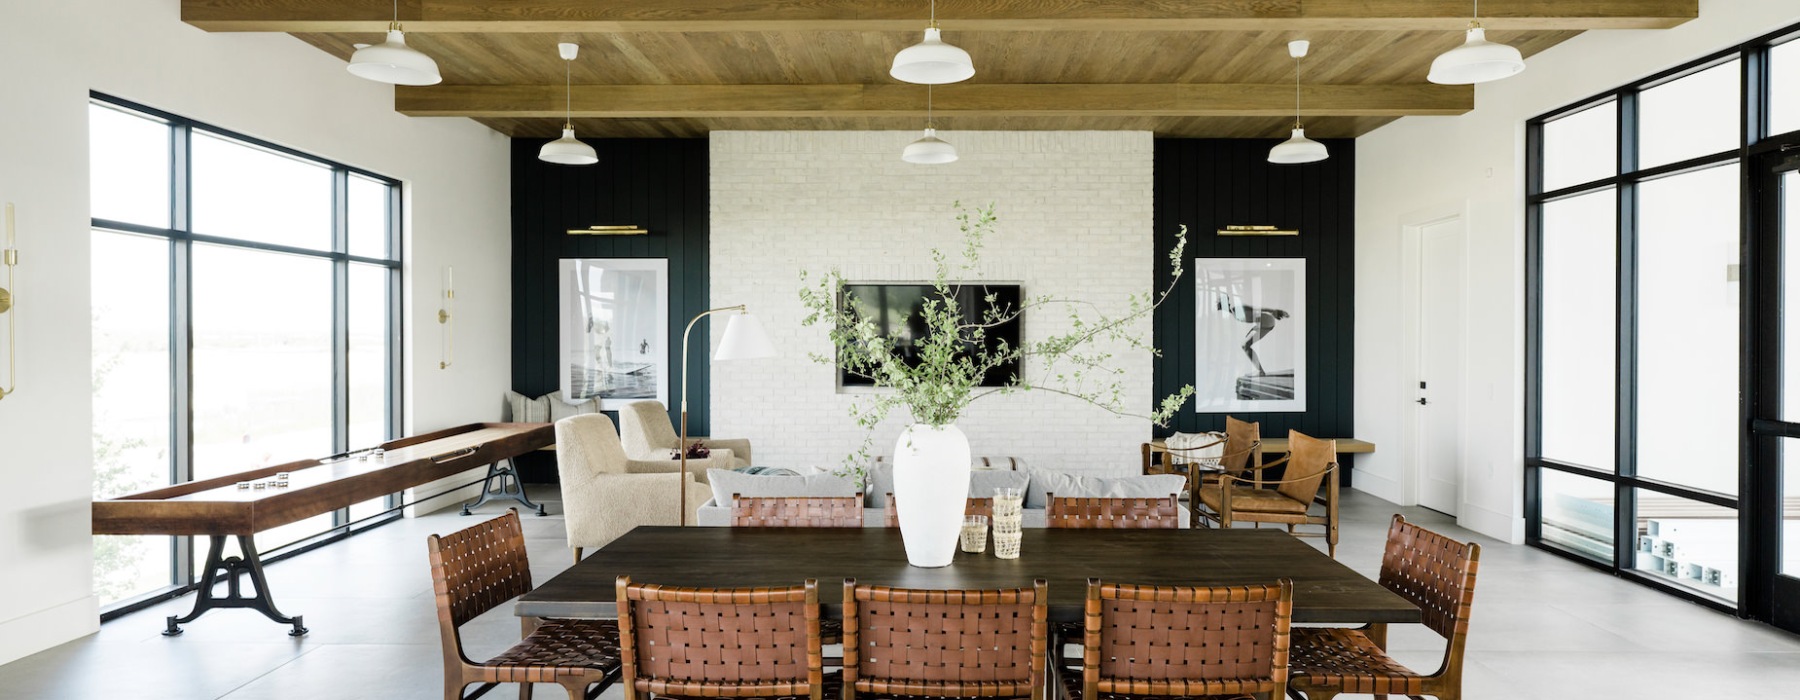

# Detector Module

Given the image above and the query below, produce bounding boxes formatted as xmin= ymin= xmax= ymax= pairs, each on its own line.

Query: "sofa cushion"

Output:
xmin=707 ymin=468 xmax=860 ymax=507
xmin=864 ymin=463 xmax=1032 ymax=507
xmin=1023 ymin=470 xmax=1187 ymax=509
xmin=970 ymin=469 xmax=1032 ymax=499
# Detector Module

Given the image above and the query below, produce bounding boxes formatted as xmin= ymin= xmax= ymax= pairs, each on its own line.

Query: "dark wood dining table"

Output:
xmin=517 ymin=526 xmax=1420 ymax=625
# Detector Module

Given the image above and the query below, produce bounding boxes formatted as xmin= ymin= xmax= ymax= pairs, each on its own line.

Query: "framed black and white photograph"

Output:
xmin=559 ymin=259 xmax=668 ymax=410
xmin=1193 ymin=258 xmax=1306 ymax=413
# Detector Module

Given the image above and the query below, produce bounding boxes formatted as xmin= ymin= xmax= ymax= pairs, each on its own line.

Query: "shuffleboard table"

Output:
xmin=92 ymin=422 xmax=554 ymax=636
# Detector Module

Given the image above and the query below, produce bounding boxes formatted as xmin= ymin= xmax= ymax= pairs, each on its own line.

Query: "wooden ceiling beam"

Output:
xmin=184 ymin=0 xmax=1696 ymax=33
xmin=394 ymin=83 xmax=1472 ymax=119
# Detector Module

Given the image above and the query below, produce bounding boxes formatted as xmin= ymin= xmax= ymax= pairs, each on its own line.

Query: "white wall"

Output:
xmin=1354 ymin=0 xmax=1800 ymax=542
xmin=710 ymin=131 xmax=1156 ymax=474
xmin=0 ymin=0 xmax=511 ymax=665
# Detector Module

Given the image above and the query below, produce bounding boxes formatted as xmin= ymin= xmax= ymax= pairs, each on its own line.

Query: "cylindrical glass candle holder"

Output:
xmin=960 ymin=515 xmax=989 ymax=553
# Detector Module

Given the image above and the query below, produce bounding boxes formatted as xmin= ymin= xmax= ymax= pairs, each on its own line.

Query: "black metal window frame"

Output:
xmin=88 ymin=92 xmax=406 ymax=620
xmin=1525 ymin=22 xmax=1800 ymax=618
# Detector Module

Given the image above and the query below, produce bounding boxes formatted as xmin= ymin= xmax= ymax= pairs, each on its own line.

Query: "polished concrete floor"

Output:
xmin=2 ymin=488 xmax=1797 ymax=699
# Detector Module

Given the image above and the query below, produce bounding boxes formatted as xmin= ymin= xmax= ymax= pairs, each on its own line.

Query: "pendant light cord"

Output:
xmin=927 ymin=84 xmax=934 ymax=128
xmin=389 ymin=0 xmax=399 ymax=32
xmin=929 ymin=0 xmax=937 ymax=29
xmin=1293 ymin=53 xmax=1302 ymax=130
xmin=564 ymin=56 xmax=573 ymax=130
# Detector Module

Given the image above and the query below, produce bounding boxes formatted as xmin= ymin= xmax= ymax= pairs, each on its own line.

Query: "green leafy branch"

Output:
xmin=798 ymin=203 xmax=1195 ymax=479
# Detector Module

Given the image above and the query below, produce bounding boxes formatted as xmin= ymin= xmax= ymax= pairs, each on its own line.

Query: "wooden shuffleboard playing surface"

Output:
xmin=92 ymin=422 xmax=554 ymax=636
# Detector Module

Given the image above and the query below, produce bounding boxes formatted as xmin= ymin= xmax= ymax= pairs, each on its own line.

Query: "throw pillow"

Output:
xmin=1165 ymin=431 xmax=1226 ymax=467
xmin=504 ymin=390 xmax=550 ymax=423
xmin=735 ymin=466 xmax=802 ymax=476
xmin=545 ymin=390 xmax=599 ymax=422
xmin=706 ymin=468 xmax=860 ymax=508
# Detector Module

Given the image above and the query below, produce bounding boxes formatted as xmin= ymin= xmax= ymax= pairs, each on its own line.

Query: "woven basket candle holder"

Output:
xmin=994 ymin=530 xmax=1022 ymax=559
xmin=960 ymin=515 xmax=988 ymax=553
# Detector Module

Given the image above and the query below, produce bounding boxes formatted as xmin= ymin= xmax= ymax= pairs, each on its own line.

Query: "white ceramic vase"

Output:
xmin=891 ymin=423 xmax=972 ymax=568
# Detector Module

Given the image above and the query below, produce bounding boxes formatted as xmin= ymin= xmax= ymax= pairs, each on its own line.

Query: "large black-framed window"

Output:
xmin=88 ymin=93 xmax=404 ymax=616
xmin=1526 ymin=22 xmax=1800 ymax=621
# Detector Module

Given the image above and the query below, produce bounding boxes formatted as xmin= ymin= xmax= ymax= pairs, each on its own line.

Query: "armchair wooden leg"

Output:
xmin=557 ymin=679 xmax=587 ymax=700
xmin=572 ymin=547 xmax=583 ymax=564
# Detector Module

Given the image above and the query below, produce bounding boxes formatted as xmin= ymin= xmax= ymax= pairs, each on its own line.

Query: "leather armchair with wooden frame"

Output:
xmin=1192 ymin=429 xmax=1340 ymax=558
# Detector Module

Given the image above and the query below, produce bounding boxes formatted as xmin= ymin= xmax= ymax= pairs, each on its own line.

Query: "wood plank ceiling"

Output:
xmin=182 ymin=1 xmax=1697 ymax=139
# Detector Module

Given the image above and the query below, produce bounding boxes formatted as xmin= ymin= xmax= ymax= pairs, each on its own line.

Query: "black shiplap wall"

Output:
xmin=511 ymin=139 xmax=710 ymax=480
xmin=1152 ymin=138 xmax=1355 ymax=442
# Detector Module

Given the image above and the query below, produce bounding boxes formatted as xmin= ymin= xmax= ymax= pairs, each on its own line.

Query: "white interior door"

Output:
xmin=1418 ymin=217 xmax=1466 ymax=515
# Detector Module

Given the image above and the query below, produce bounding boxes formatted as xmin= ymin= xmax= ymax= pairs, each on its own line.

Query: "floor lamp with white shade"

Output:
xmin=677 ymin=305 xmax=776 ymax=524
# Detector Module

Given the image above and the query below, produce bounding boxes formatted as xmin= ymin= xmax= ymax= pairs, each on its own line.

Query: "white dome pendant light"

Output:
xmin=347 ymin=0 xmax=442 ymax=85
xmin=1428 ymin=0 xmax=1526 ymax=85
xmin=1268 ymin=40 xmax=1328 ymax=165
xmin=903 ymin=85 xmax=958 ymax=164
xmin=890 ymin=0 xmax=975 ymax=85
xmin=539 ymin=42 xmax=598 ymax=166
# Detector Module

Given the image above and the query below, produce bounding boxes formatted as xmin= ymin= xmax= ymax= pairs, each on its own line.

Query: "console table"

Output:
xmin=92 ymin=422 xmax=554 ymax=636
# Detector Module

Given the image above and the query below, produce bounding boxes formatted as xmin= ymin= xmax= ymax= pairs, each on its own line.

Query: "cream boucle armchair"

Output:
xmin=617 ymin=400 xmax=753 ymax=468
xmin=553 ymin=414 xmax=730 ymax=563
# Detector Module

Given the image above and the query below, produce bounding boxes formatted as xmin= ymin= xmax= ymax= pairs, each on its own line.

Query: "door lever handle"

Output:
xmin=1416 ymin=398 xmax=1429 ymax=405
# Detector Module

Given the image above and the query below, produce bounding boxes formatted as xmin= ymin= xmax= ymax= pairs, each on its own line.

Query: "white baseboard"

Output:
xmin=0 ymin=594 xmax=97 ymax=666
xmin=1350 ymin=468 xmax=1405 ymax=505
xmin=1458 ymin=500 xmax=1525 ymax=544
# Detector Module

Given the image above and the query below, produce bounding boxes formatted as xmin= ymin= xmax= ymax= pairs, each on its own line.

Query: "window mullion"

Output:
xmin=169 ymin=121 xmax=196 ymax=587
xmin=332 ymin=171 xmax=351 ymax=529
xmin=1615 ymin=89 xmax=1640 ymax=574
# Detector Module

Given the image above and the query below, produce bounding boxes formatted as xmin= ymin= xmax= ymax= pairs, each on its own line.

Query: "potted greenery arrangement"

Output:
xmin=799 ymin=203 xmax=1195 ymax=567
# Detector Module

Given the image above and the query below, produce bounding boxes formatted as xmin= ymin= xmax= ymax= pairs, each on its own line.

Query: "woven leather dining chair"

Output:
xmin=732 ymin=493 xmax=865 ymax=527
xmin=1288 ymin=514 xmax=1481 ymax=700
xmin=841 ymin=579 xmax=1049 ymax=700
xmin=615 ymin=576 xmax=831 ymax=700
xmin=1061 ymin=578 xmax=1293 ymax=700
xmin=1045 ymin=494 xmax=1181 ymax=529
xmin=1194 ymin=429 xmax=1341 ymax=558
xmin=882 ymin=493 xmax=993 ymax=527
xmin=426 ymin=509 xmax=621 ymax=700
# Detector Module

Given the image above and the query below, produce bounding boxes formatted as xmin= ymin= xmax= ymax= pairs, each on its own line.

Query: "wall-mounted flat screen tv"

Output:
xmin=839 ymin=283 xmax=1024 ymax=388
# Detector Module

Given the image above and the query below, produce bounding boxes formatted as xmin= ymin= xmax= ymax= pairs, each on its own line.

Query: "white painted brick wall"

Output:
xmin=710 ymin=131 xmax=1155 ymax=476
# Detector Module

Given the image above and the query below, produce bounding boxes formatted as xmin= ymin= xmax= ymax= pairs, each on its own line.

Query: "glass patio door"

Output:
xmin=1755 ymin=145 xmax=1800 ymax=633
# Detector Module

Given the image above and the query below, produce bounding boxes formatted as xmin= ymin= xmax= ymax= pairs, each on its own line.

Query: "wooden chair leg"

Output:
xmin=558 ymin=679 xmax=587 ymax=700
xmin=572 ymin=547 xmax=583 ymax=564
xmin=520 ymin=682 xmax=534 ymax=700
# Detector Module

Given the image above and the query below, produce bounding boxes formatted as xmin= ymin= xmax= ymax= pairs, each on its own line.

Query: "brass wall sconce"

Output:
xmin=566 ymin=224 xmax=650 ymax=236
xmin=0 ymin=203 xmax=16 ymax=400
xmin=438 ymin=266 xmax=453 ymax=370
xmin=1217 ymin=225 xmax=1299 ymax=237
